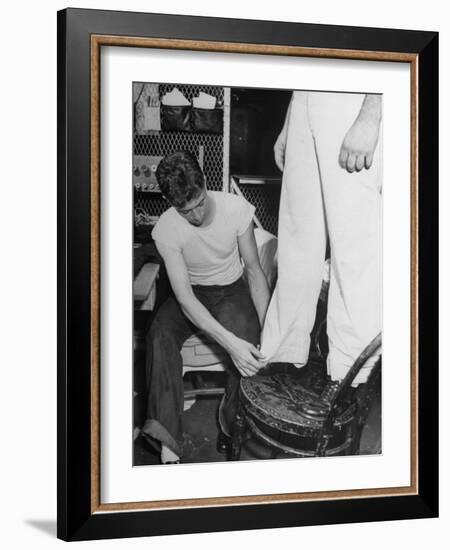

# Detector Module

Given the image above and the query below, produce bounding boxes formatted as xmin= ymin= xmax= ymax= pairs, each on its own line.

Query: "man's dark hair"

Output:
xmin=156 ymin=151 xmax=205 ymax=208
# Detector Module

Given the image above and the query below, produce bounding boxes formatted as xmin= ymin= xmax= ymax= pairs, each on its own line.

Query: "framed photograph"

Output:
xmin=57 ymin=8 xmax=438 ymax=541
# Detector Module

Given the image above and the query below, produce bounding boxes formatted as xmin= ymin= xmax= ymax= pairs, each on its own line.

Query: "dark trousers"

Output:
xmin=142 ymin=277 xmax=260 ymax=458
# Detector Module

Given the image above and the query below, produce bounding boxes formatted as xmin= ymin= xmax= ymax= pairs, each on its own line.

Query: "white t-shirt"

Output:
xmin=152 ymin=191 xmax=255 ymax=286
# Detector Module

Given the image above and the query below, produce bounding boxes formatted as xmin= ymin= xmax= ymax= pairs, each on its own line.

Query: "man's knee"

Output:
xmin=147 ymin=299 xmax=179 ymax=341
xmin=233 ymin=305 xmax=260 ymax=345
xmin=147 ymin=316 xmax=177 ymax=349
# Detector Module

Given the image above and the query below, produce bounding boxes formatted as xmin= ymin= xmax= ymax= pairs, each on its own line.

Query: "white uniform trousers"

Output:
xmin=261 ymin=91 xmax=382 ymax=384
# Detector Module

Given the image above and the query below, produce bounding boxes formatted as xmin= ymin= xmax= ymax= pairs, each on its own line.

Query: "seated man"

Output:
xmin=141 ymin=151 xmax=270 ymax=464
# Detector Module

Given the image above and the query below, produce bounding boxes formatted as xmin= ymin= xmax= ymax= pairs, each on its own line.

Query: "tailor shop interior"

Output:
xmin=133 ymin=83 xmax=381 ymax=466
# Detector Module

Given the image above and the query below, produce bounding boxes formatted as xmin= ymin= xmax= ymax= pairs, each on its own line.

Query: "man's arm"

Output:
xmin=155 ymin=241 xmax=264 ymax=377
xmin=238 ymin=223 xmax=271 ymax=327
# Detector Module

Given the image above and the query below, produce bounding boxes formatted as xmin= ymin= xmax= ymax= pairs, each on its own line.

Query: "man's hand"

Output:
xmin=273 ymin=96 xmax=292 ymax=172
xmin=338 ymin=94 xmax=381 ymax=173
xmin=274 ymin=127 xmax=288 ymax=172
xmin=338 ymin=116 xmax=380 ymax=173
xmin=226 ymin=335 xmax=266 ymax=377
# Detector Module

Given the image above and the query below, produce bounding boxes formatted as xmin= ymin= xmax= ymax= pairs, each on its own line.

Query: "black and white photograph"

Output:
xmin=1 ymin=0 xmax=443 ymax=545
xmin=132 ymin=82 xmax=383 ymax=466
xmin=52 ymin=5 xmax=438 ymax=543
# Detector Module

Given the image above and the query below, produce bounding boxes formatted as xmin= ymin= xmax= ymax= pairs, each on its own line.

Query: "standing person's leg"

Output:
xmin=142 ymin=296 xmax=196 ymax=458
xmin=210 ymin=278 xmax=261 ymax=437
xmin=308 ymin=92 xmax=382 ymax=384
xmin=261 ymin=91 xmax=326 ymax=366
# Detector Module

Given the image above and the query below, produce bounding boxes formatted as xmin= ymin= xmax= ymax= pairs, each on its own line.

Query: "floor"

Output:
xmin=133 ymin=371 xmax=382 ymax=466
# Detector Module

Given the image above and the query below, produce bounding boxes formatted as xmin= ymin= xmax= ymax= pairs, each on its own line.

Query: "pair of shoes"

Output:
xmin=163 ymin=460 xmax=180 ymax=465
xmin=216 ymin=431 xmax=232 ymax=454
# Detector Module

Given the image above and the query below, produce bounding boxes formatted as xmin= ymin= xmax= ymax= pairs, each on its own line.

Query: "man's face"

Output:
xmin=175 ymin=189 xmax=209 ymax=227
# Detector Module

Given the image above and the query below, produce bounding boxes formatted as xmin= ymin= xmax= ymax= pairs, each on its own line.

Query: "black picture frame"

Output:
xmin=57 ymin=7 xmax=438 ymax=541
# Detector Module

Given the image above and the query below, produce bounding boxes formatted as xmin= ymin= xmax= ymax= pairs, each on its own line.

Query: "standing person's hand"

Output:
xmin=273 ymin=94 xmax=294 ymax=172
xmin=338 ymin=94 xmax=382 ymax=173
xmin=274 ymin=126 xmax=288 ymax=172
xmin=226 ymin=335 xmax=266 ymax=377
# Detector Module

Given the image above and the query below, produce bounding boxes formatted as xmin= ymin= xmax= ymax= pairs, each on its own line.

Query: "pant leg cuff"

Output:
xmin=217 ymin=396 xmax=231 ymax=438
xmin=141 ymin=418 xmax=183 ymax=458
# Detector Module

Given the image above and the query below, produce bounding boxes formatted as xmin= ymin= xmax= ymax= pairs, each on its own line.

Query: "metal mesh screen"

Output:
xmin=134 ymin=133 xmax=224 ymax=189
xmin=134 ymin=83 xmax=225 ymax=218
xmin=134 ymin=192 xmax=168 ymax=218
xmin=238 ymin=184 xmax=282 ymax=236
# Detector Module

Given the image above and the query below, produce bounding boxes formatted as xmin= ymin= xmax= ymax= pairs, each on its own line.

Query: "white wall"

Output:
xmin=0 ymin=1 xmax=447 ymax=548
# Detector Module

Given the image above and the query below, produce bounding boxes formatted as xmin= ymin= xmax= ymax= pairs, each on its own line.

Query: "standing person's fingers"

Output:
xmin=346 ymin=152 xmax=357 ymax=173
xmin=355 ymin=154 xmax=365 ymax=172
xmin=365 ymin=151 xmax=374 ymax=169
xmin=338 ymin=147 xmax=348 ymax=169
